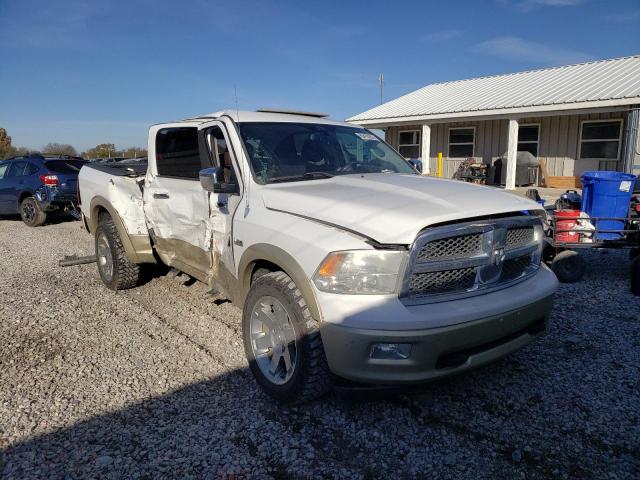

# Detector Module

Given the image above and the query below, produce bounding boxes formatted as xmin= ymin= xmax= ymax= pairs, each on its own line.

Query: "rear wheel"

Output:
xmin=243 ymin=271 xmax=332 ymax=404
xmin=95 ymin=216 xmax=141 ymax=290
xmin=20 ymin=197 xmax=46 ymax=227
xmin=551 ymin=250 xmax=586 ymax=283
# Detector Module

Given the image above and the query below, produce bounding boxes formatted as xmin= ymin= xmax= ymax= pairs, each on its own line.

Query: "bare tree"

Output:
xmin=42 ymin=143 xmax=78 ymax=156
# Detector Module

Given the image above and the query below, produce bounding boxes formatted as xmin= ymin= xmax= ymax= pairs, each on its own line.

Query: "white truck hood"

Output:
xmin=261 ymin=173 xmax=541 ymax=244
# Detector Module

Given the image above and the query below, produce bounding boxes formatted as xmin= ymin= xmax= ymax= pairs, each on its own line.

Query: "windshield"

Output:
xmin=238 ymin=122 xmax=416 ymax=183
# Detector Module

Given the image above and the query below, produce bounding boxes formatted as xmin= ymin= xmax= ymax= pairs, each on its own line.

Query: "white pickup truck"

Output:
xmin=79 ymin=109 xmax=558 ymax=403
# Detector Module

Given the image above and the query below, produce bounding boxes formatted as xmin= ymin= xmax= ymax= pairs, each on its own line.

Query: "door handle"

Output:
xmin=153 ymin=192 xmax=170 ymax=199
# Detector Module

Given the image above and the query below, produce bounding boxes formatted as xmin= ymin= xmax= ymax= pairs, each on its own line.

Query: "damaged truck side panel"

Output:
xmin=79 ymin=109 xmax=557 ymax=404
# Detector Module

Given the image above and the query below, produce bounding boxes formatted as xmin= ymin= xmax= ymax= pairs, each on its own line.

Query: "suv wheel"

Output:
xmin=243 ymin=271 xmax=332 ymax=404
xmin=95 ymin=216 xmax=141 ymax=290
xmin=20 ymin=196 xmax=47 ymax=227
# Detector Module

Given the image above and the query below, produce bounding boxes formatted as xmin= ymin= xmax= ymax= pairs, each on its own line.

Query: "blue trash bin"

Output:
xmin=581 ymin=171 xmax=637 ymax=240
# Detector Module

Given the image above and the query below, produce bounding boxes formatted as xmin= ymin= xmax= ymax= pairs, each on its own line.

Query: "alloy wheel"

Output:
xmin=96 ymin=232 xmax=114 ymax=282
xmin=249 ymin=295 xmax=298 ymax=385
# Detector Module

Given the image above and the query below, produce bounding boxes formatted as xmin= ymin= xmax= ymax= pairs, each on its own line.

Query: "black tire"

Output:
xmin=243 ymin=271 xmax=332 ymax=404
xmin=20 ymin=196 xmax=47 ymax=227
xmin=551 ymin=250 xmax=586 ymax=283
xmin=630 ymin=248 xmax=640 ymax=261
xmin=631 ymin=256 xmax=640 ymax=296
xmin=94 ymin=216 xmax=141 ymax=290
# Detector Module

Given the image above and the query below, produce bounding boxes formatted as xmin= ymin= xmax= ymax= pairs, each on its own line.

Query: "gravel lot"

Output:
xmin=0 ymin=217 xmax=638 ymax=479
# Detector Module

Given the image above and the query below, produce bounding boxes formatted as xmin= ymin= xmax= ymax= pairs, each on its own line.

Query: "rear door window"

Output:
xmin=44 ymin=160 xmax=86 ymax=173
xmin=155 ymin=127 xmax=201 ymax=179
xmin=7 ymin=161 xmax=27 ymax=177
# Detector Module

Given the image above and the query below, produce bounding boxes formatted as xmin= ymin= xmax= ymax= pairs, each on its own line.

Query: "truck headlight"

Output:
xmin=313 ymin=250 xmax=407 ymax=294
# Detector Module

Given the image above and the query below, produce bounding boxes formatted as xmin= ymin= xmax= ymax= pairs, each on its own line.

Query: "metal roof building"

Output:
xmin=348 ymin=56 xmax=640 ymax=189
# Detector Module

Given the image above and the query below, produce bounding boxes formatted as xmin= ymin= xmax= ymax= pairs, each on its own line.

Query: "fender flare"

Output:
xmin=88 ymin=196 xmax=146 ymax=264
xmin=237 ymin=243 xmax=323 ymax=321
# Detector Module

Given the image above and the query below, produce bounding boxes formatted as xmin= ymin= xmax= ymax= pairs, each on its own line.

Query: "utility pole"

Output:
xmin=379 ymin=73 xmax=384 ymax=104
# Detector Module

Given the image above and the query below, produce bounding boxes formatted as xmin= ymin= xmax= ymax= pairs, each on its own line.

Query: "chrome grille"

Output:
xmin=506 ymin=227 xmax=534 ymax=250
xmin=416 ymin=233 xmax=482 ymax=262
xmin=402 ymin=217 xmax=542 ymax=304
xmin=410 ymin=268 xmax=477 ymax=296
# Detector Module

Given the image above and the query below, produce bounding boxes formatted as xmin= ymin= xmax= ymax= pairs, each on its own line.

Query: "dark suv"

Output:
xmin=0 ymin=154 xmax=87 ymax=226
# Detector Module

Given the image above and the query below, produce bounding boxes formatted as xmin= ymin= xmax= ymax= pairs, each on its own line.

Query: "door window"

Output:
xmin=208 ymin=127 xmax=238 ymax=184
xmin=0 ymin=162 xmax=8 ymax=179
xmin=155 ymin=127 xmax=201 ymax=179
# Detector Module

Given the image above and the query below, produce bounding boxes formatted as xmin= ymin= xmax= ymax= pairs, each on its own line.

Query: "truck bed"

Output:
xmin=78 ymin=162 xmax=149 ymax=236
xmin=85 ymin=160 xmax=148 ymax=178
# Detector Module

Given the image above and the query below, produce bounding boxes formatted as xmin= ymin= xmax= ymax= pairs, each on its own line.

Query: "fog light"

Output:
xmin=369 ymin=343 xmax=411 ymax=360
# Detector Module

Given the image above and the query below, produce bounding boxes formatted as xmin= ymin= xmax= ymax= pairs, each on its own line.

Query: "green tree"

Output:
xmin=123 ymin=147 xmax=148 ymax=158
xmin=0 ymin=128 xmax=16 ymax=159
xmin=82 ymin=143 xmax=117 ymax=159
xmin=42 ymin=142 xmax=78 ymax=156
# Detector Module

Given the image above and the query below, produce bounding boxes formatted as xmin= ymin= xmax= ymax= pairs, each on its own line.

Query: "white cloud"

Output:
xmin=606 ymin=10 xmax=640 ymax=22
xmin=527 ymin=0 xmax=583 ymax=5
xmin=500 ymin=0 xmax=585 ymax=11
xmin=422 ymin=29 xmax=462 ymax=43
xmin=473 ymin=36 xmax=594 ymax=66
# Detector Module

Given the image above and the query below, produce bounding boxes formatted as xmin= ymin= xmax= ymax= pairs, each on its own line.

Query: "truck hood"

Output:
xmin=261 ymin=173 xmax=541 ymax=244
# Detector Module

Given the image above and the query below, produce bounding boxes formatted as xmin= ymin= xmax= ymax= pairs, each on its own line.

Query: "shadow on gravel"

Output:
xmin=0 ymin=357 xmax=494 ymax=480
xmin=1 ymin=368 xmax=265 ymax=479
xmin=0 ymin=213 xmax=79 ymax=227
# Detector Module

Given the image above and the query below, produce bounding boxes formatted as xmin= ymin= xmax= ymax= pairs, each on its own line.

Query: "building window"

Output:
xmin=398 ymin=130 xmax=420 ymax=158
xmin=448 ymin=127 xmax=475 ymax=158
xmin=518 ymin=124 xmax=540 ymax=157
xmin=579 ymin=120 xmax=622 ymax=160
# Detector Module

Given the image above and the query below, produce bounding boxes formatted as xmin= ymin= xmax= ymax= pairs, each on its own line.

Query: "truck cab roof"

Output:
xmin=163 ymin=109 xmax=354 ymax=127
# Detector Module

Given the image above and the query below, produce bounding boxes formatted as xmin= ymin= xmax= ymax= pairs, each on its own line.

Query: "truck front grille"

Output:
xmin=401 ymin=216 xmax=542 ymax=304
xmin=409 ymin=267 xmax=477 ymax=296
xmin=506 ymin=227 xmax=535 ymax=250
xmin=417 ymin=233 xmax=482 ymax=262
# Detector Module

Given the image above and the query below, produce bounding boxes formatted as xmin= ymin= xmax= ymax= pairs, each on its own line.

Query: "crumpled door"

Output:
xmin=143 ymin=124 xmax=213 ymax=278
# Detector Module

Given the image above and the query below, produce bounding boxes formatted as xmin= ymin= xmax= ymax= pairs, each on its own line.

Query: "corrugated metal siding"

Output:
xmin=388 ymin=111 xmax=627 ymax=178
xmin=349 ymin=56 xmax=640 ymax=122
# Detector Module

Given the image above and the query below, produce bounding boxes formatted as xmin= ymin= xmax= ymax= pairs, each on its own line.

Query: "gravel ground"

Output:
xmin=0 ymin=217 xmax=638 ymax=479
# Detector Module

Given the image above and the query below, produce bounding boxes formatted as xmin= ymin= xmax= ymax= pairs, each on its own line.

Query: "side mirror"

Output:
xmin=199 ymin=167 xmax=239 ymax=194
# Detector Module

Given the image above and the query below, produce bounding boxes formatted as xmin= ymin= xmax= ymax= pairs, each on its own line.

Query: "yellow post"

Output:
xmin=437 ymin=152 xmax=443 ymax=177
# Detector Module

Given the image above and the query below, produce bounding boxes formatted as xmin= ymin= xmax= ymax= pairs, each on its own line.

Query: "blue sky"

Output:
xmin=1 ymin=0 xmax=639 ymax=151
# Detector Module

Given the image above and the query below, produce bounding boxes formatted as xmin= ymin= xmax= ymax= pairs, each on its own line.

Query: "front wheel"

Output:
xmin=20 ymin=197 xmax=47 ymax=227
xmin=243 ymin=271 xmax=332 ymax=404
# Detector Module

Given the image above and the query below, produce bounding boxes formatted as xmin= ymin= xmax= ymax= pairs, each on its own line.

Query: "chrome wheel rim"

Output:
xmin=250 ymin=296 xmax=298 ymax=385
xmin=97 ymin=233 xmax=114 ymax=281
xmin=22 ymin=201 xmax=35 ymax=223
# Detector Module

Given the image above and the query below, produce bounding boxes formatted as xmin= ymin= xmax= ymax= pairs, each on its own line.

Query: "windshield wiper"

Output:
xmin=269 ymin=171 xmax=334 ymax=183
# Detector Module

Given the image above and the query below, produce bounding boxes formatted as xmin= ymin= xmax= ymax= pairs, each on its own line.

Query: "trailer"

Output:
xmin=542 ymin=174 xmax=640 ymax=295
